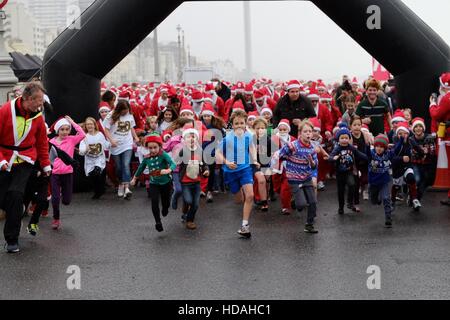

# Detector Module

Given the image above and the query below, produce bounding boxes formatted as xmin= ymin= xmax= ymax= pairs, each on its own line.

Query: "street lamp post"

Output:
xmin=176 ymin=24 xmax=182 ymax=83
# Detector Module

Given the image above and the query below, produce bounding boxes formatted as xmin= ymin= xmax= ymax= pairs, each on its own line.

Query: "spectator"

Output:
xmin=272 ymin=80 xmax=316 ymax=138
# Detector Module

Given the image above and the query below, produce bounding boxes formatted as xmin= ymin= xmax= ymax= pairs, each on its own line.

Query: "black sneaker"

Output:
xmin=4 ymin=243 xmax=20 ymax=253
xmin=181 ymin=214 xmax=187 ymax=223
xmin=155 ymin=222 xmax=163 ymax=232
xmin=338 ymin=208 xmax=344 ymax=215
xmin=291 ymin=199 xmax=296 ymax=210
xmin=304 ymin=224 xmax=318 ymax=234
xmin=162 ymin=210 xmax=169 ymax=217
xmin=385 ymin=218 xmax=392 ymax=228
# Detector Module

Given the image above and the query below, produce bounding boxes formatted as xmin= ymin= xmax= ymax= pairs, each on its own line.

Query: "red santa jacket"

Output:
xmin=148 ymin=96 xmax=169 ymax=116
xmin=314 ymin=103 xmax=333 ymax=134
xmin=430 ymin=91 xmax=450 ymax=137
xmin=0 ymin=98 xmax=51 ymax=172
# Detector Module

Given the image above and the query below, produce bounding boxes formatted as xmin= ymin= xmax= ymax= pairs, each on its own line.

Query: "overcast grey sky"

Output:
xmin=155 ymin=0 xmax=450 ymax=82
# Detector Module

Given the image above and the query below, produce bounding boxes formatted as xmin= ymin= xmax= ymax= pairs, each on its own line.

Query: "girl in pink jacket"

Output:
xmin=49 ymin=116 xmax=86 ymax=230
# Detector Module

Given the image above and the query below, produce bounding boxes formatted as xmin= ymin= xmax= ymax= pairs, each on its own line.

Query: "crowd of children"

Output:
xmin=21 ymin=76 xmax=444 ymax=241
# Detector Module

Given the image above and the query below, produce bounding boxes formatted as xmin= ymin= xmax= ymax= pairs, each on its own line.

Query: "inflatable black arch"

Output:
xmin=42 ymin=0 xmax=450 ymax=128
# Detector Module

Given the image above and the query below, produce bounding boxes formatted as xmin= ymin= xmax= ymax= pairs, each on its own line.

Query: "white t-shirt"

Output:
xmin=79 ymin=132 xmax=110 ymax=175
xmin=103 ymin=112 xmax=136 ymax=155
xmin=136 ymin=146 xmax=150 ymax=174
xmin=158 ymin=121 xmax=172 ymax=133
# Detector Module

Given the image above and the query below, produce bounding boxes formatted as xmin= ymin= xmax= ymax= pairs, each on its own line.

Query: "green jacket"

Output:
xmin=134 ymin=151 xmax=176 ymax=185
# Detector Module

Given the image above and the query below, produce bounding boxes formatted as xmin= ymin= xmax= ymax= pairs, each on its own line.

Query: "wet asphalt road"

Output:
xmin=1 ymin=181 xmax=450 ymax=300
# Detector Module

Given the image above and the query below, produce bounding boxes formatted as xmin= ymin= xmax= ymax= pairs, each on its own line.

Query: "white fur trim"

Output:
xmin=391 ymin=116 xmax=406 ymax=123
xmin=54 ymin=118 xmax=71 ymax=133
xmin=412 ymin=120 xmax=425 ymax=130
xmin=440 ymin=77 xmax=450 ymax=89
xmin=395 ymin=125 xmax=409 ymax=135
xmin=98 ymin=106 xmax=110 ymax=113
xmin=201 ymin=110 xmax=215 ymax=116
xmin=261 ymin=107 xmax=272 ymax=116
xmin=286 ymin=84 xmax=301 ymax=91
xmin=182 ymin=128 xmax=199 ymax=139
xmin=42 ymin=165 xmax=52 ymax=173
xmin=277 ymin=122 xmax=291 ymax=132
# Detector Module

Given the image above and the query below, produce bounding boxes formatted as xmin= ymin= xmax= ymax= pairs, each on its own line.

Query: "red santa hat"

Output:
xmin=247 ymin=111 xmax=259 ymax=120
xmin=439 ymin=72 xmax=450 ymax=89
xmin=98 ymin=101 xmax=111 ymax=113
xmin=277 ymin=119 xmax=291 ymax=132
xmin=286 ymin=80 xmax=301 ymax=91
xmin=191 ymin=90 xmax=204 ymax=103
xmin=118 ymin=91 xmax=131 ymax=101
xmin=411 ymin=117 xmax=426 ymax=131
xmin=52 ymin=117 xmax=72 ymax=133
xmin=319 ymin=93 xmax=333 ymax=102
xmin=145 ymin=134 xmax=163 ymax=147
xmin=317 ymin=81 xmax=327 ymax=90
xmin=182 ymin=128 xmax=200 ymax=140
xmin=232 ymin=100 xmax=245 ymax=112
xmin=101 ymin=82 xmax=108 ymax=91
xmin=201 ymin=103 xmax=216 ymax=117
xmin=351 ymin=77 xmax=359 ymax=86
xmin=307 ymin=88 xmax=320 ymax=101
xmin=244 ymin=83 xmax=254 ymax=95
xmin=309 ymin=117 xmax=321 ymax=132
xmin=391 ymin=109 xmax=406 ymax=123
xmin=254 ymin=89 xmax=265 ymax=101
xmin=159 ymin=85 xmax=169 ymax=93
xmin=204 ymin=83 xmax=215 ymax=93
xmin=179 ymin=104 xmax=194 ymax=116
xmin=148 ymin=82 xmax=155 ymax=89
xmin=361 ymin=124 xmax=370 ymax=134
xmin=162 ymin=129 xmax=173 ymax=142
xmin=395 ymin=121 xmax=410 ymax=135
xmin=203 ymin=93 xmax=213 ymax=103
xmin=235 ymin=81 xmax=245 ymax=93
xmin=260 ymin=107 xmax=273 ymax=116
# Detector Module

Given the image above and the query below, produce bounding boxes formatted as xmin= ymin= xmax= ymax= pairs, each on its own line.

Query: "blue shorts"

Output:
xmin=224 ymin=166 xmax=254 ymax=194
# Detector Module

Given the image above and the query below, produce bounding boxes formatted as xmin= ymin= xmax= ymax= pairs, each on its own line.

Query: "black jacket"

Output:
xmin=216 ymin=82 xmax=231 ymax=102
xmin=272 ymin=94 xmax=316 ymax=138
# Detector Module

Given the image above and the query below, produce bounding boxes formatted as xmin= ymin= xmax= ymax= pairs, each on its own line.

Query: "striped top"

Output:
xmin=355 ymin=98 xmax=389 ymax=136
xmin=278 ymin=139 xmax=318 ymax=184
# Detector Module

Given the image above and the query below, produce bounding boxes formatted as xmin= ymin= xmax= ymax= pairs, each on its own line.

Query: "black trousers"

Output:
xmin=0 ymin=163 xmax=33 ymax=244
xmin=89 ymin=168 xmax=106 ymax=196
xmin=149 ymin=182 xmax=172 ymax=224
xmin=336 ymin=171 xmax=355 ymax=209
xmin=23 ymin=173 xmax=50 ymax=225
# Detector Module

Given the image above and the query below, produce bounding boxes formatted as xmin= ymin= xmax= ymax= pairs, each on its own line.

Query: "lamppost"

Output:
xmin=176 ymin=24 xmax=182 ymax=83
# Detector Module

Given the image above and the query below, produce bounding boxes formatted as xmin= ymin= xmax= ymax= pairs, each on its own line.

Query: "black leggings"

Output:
xmin=149 ymin=182 xmax=172 ymax=224
xmin=23 ymin=174 xmax=50 ymax=225
xmin=337 ymin=171 xmax=355 ymax=209
xmin=89 ymin=168 xmax=106 ymax=196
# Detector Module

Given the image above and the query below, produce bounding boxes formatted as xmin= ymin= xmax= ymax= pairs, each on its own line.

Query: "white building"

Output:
xmin=4 ymin=1 xmax=45 ymax=57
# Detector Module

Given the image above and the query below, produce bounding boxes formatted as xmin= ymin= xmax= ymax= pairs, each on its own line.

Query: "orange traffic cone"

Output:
xmin=432 ymin=140 xmax=450 ymax=189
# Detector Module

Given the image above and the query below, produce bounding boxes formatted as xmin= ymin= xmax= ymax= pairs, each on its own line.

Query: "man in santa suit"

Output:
xmin=148 ymin=85 xmax=169 ymax=116
xmin=0 ymin=82 xmax=51 ymax=253
xmin=190 ymin=89 xmax=205 ymax=119
xmin=429 ymin=72 xmax=450 ymax=205
xmin=308 ymin=89 xmax=333 ymax=140
xmin=204 ymin=83 xmax=225 ymax=117
xmin=143 ymin=82 xmax=157 ymax=109
xmin=320 ymin=92 xmax=342 ymax=128
xmin=254 ymin=89 xmax=277 ymax=114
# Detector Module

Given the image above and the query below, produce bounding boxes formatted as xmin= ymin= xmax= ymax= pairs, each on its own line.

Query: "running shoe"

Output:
xmin=237 ymin=225 xmax=251 ymax=238
xmin=27 ymin=224 xmax=39 ymax=236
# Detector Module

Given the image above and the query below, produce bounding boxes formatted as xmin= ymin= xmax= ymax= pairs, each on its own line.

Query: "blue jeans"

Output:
xmin=369 ymin=181 xmax=392 ymax=218
xmin=171 ymin=172 xmax=183 ymax=209
xmin=182 ymin=183 xmax=201 ymax=222
xmin=112 ymin=149 xmax=132 ymax=183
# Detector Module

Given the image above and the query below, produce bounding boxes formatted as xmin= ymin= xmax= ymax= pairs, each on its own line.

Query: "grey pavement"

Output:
xmin=1 ymin=182 xmax=450 ymax=300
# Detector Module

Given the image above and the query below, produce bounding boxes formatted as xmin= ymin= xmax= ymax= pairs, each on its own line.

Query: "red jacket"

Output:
xmin=0 ymin=98 xmax=51 ymax=172
xmin=314 ymin=103 xmax=333 ymax=134
xmin=148 ymin=96 xmax=169 ymax=116
xmin=430 ymin=92 xmax=450 ymax=137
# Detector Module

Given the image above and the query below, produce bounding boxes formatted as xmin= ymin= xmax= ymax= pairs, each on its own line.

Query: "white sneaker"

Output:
xmin=412 ymin=199 xmax=421 ymax=211
xmin=317 ymin=181 xmax=325 ymax=191
xmin=363 ymin=190 xmax=369 ymax=200
xmin=237 ymin=225 xmax=251 ymax=238
xmin=117 ymin=184 xmax=124 ymax=197
xmin=124 ymin=187 xmax=132 ymax=199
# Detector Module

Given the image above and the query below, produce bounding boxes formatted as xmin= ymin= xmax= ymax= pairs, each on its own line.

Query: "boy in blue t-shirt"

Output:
xmin=216 ymin=110 xmax=259 ymax=238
